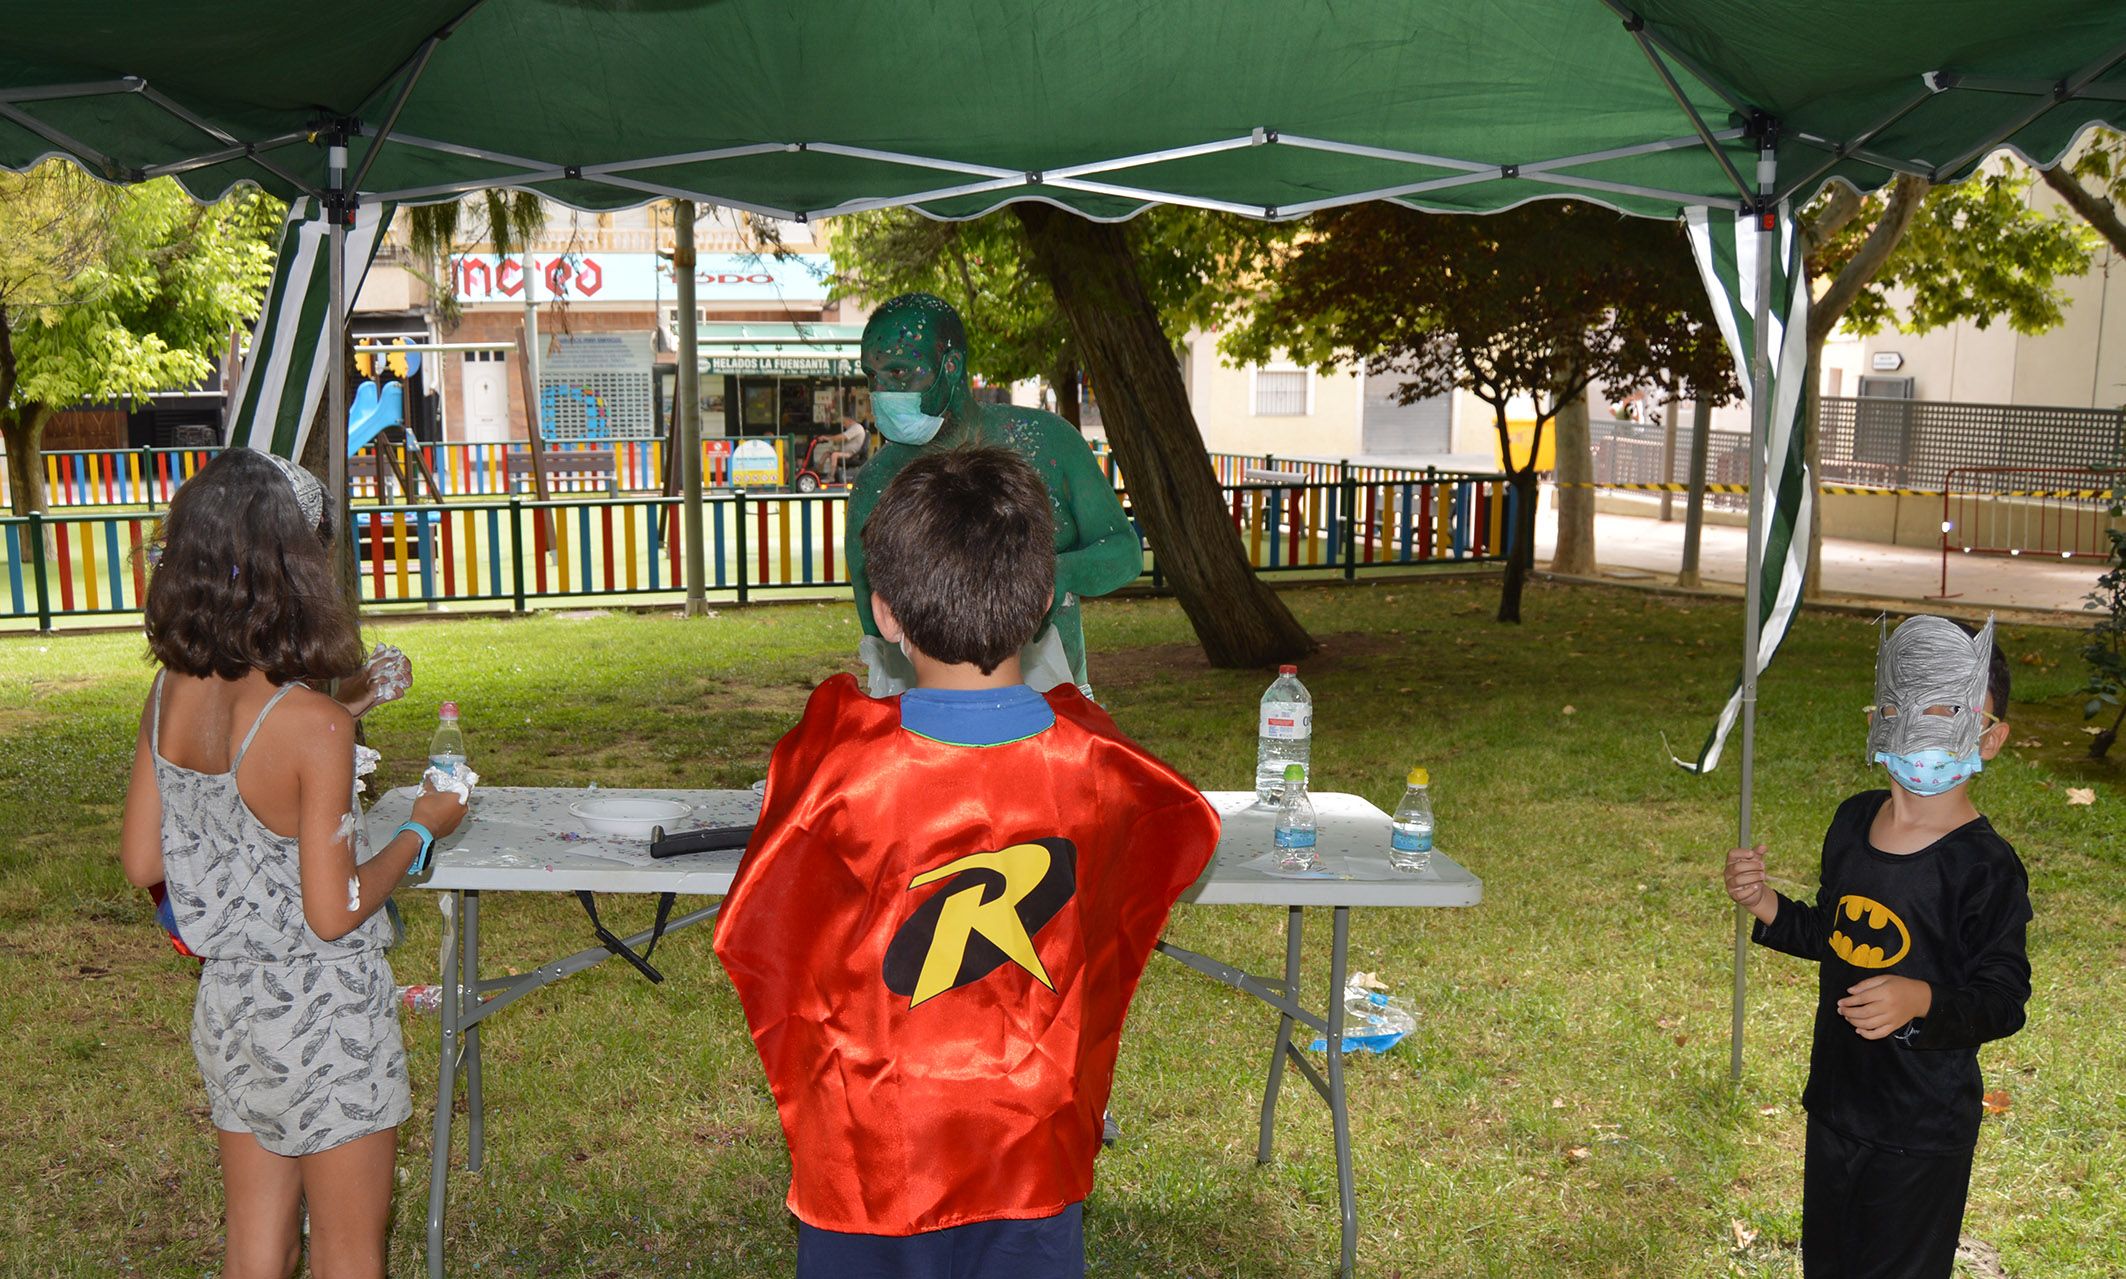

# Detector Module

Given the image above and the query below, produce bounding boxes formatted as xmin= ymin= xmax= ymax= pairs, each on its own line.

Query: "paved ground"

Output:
xmin=1531 ymin=497 xmax=2104 ymax=616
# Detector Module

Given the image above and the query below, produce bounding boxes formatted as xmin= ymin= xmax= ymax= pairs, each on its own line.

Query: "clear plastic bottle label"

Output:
xmin=1391 ymin=829 xmax=1433 ymax=853
xmin=1274 ymin=827 xmax=1318 ymax=850
xmin=1259 ymin=701 xmax=1311 ymax=740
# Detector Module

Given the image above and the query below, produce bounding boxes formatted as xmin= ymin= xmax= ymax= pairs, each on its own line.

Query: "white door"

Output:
xmin=459 ymin=351 xmax=511 ymax=442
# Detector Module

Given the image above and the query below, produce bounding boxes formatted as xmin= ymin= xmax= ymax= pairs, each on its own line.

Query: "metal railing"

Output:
xmin=1 ymin=472 xmax=1513 ymax=628
xmin=1935 ymin=465 xmax=2126 ymax=597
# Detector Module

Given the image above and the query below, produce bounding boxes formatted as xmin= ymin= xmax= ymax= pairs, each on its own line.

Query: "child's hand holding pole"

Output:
xmin=1725 ymin=843 xmax=1778 ymax=926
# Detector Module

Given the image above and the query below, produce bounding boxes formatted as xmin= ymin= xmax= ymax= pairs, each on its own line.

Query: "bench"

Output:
xmin=1244 ymin=466 xmax=1307 ymax=485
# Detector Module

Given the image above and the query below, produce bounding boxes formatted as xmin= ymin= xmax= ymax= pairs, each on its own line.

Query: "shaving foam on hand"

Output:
xmin=366 ymin=644 xmax=413 ymax=706
xmin=423 ymin=761 xmax=479 ymax=805
xmin=353 ymin=744 xmax=382 ymax=794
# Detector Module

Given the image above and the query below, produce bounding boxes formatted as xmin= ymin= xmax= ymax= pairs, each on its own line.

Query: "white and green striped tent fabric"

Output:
xmin=225 ymin=198 xmax=397 ymax=460
xmin=1679 ymin=202 xmax=1812 ymax=775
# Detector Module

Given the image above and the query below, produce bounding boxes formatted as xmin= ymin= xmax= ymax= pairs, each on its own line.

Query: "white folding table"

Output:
xmin=368 ymin=787 xmax=1480 ymax=1279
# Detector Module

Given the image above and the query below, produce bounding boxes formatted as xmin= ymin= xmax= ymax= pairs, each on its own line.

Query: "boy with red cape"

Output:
xmin=715 ymin=448 xmax=1220 ymax=1276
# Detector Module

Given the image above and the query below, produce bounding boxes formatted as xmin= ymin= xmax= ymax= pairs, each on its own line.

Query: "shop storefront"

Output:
xmin=658 ymin=322 xmax=869 ymax=440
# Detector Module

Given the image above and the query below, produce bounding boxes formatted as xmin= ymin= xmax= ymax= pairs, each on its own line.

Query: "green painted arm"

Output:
xmin=1054 ymin=438 xmax=1141 ymax=602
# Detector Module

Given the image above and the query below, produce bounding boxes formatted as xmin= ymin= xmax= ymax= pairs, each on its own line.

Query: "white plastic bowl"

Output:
xmin=567 ymin=797 xmax=694 ymax=839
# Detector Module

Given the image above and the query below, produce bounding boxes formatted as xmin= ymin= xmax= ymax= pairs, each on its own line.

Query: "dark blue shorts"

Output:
xmin=795 ymin=1203 xmax=1084 ymax=1279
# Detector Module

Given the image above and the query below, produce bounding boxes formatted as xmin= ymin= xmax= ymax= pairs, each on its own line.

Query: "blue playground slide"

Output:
xmin=346 ymin=350 xmax=422 ymax=455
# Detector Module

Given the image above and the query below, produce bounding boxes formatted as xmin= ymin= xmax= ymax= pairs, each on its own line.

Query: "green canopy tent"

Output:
xmin=6 ymin=4 xmax=2124 ymax=1273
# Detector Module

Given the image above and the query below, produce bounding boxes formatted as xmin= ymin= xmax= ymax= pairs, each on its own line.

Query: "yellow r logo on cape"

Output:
xmin=905 ymin=843 xmax=1056 ymax=1007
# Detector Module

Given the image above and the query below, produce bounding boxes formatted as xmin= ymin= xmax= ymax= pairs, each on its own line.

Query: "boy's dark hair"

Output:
xmin=1953 ymin=618 xmax=2012 ymax=720
xmin=862 ymin=447 xmax=1055 ymax=674
xmin=144 ymin=449 xmax=364 ymax=685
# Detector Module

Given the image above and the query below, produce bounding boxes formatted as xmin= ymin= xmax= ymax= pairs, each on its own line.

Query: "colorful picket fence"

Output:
xmin=2 ymin=473 xmax=1514 ymax=628
xmin=1144 ymin=476 xmax=1515 ymax=581
xmin=2 ymin=436 xmax=812 ymax=510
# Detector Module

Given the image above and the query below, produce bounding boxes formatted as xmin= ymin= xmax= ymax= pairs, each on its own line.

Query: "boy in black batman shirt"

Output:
xmin=1725 ymin=616 xmax=2031 ymax=1279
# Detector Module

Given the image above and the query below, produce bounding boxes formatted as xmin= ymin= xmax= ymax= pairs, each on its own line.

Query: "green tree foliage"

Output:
xmin=828 ymin=208 xmax=1268 ymax=422
xmin=1217 ymin=200 xmax=1735 ymax=623
xmin=1812 ymin=168 xmax=2094 ymax=342
xmin=0 ymin=161 xmax=280 ymax=515
xmin=2084 ymin=500 xmax=2125 ymax=760
xmin=402 ymin=190 xmax=550 ymax=328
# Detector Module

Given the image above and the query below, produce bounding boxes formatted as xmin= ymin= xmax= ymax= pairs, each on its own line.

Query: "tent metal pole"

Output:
xmin=347 ymin=33 xmax=443 ymax=193
xmin=325 ymin=141 xmax=354 ymax=605
xmin=140 ymin=131 xmax=310 ymax=179
xmin=1778 ymin=85 xmax=1942 ymax=204
xmin=1595 ymin=1 xmax=1753 ymax=116
xmin=1732 ymin=138 xmax=1778 ymax=1084
xmin=0 ymin=77 xmax=142 ymax=103
xmin=1620 ymin=18 xmax=1755 ymax=204
xmin=134 ymin=84 xmax=315 ymax=194
xmin=1041 ymin=176 xmax=1276 ymax=217
xmin=674 ymin=200 xmax=707 ymax=617
xmin=1928 ymin=38 xmax=2126 ymax=180
xmin=0 ymin=102 xmax=122 ymax=176
xmin=1519 ymin=171 xmax=1744 ymax=209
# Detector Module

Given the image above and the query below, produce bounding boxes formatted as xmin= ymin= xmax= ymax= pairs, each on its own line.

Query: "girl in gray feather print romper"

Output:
xmin=119 ymin=449 xmax=466 ymax=1279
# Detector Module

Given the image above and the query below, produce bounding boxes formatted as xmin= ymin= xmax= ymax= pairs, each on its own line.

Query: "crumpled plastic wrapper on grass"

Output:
xmin=423 ymin=760 xmax=479 ymax=805
xmin=1311 ymin=981 xmax=1417 ymax=1054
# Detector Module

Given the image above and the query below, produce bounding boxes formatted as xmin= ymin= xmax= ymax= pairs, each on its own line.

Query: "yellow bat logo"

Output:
xmin=1828 ymin=894 xmax=1911 ymax=969
xmin=882 ymin=839 xmax=1076 ymax=1009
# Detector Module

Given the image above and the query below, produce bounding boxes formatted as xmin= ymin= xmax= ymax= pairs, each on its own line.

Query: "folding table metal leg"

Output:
xmin=1327 ymin=906 xmax=1355 ymax=1279
xmin=1257 ymin=905 xmax=1304 ymax=1163
xmin=425 ymin=889 xmax=463 ymax=1279
xmin=462 ymin=891 xmax=484 ymax=1172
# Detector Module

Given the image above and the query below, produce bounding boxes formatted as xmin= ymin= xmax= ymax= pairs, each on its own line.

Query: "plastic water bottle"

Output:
xmin=397 ymin=984 xmax=444 ymax=1014
xmin=428 ymin=702 xmax=466 ymax=772
xmin=1389 ymin=767 xmax=1434 ymax=872
xmin=1255 ymin=665 xmax=1312 ymax=804
xmin=1273 ymin=764 xmax=1319 ymax=872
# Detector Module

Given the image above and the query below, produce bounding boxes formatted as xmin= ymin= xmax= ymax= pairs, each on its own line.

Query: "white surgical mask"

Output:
xmin=873 ymin=390 xmax=944 ymax=445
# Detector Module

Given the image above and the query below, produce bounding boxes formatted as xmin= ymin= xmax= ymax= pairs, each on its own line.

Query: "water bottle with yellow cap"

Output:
xmin=1389 ymin=766 xmax=1434 ymax=872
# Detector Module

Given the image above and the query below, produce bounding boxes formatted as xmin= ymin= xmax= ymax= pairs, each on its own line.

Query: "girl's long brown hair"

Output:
xmin=144 ymin=449 xmax=363 ymax=685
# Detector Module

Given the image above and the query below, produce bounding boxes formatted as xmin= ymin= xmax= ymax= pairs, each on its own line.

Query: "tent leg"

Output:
xmin=674 ymin=200 xmax=707 ymax=617
xmin=325 ymin=140 xmax=354 ymax=608
xmin=1731 ymin=138 xmax=1778 ymax=1084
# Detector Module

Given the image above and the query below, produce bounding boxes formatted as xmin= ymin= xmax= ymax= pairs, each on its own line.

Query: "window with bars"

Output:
xmin=1252 ymin=369 xmax=1310 ymax=416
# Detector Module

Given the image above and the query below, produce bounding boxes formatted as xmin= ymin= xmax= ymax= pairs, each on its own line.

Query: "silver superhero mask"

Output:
xmin=257 ymin=449 xmax=326 ymax=528
xmin=1867 ymin=614 xmax=1995 ymax=760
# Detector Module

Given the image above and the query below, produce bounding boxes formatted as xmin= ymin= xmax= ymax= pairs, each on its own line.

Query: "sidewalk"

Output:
xmin=1533 ymin=502 xmax=2103 ymax=617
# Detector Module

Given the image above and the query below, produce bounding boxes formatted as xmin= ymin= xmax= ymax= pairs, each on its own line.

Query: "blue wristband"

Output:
xmin=394 ymin=820 xmax=437 ymax=876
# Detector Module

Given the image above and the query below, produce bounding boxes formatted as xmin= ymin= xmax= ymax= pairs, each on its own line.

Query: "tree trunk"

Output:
xmin=1 ymin=404 xmax=53 ymax=518
xmin=1050 ymin=354 xmax=1082 ymax=429
xmin=1548 ymin=376 xmax=1596 ymax=577
xmin=1014 ymin=203 xmax=1315 ymax=667
xmin=1499 ymin=471 xmax=1541 ymax=624
xmin=1487 ymin=401 xmax=1545 ymax=624
xmin=2040 ymin=163 xmax=2126 ymax=256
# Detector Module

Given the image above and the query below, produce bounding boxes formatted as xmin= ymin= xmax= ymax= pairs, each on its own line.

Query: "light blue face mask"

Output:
xmin=1874 ymin=748 xmax=1983 ymax=797
xmin=872 ymin=390 xmax=944 ymax=445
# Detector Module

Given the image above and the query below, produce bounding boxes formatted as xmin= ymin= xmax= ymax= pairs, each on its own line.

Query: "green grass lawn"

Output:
xmin=0 ymin=579 xmax=2117 ymax=1278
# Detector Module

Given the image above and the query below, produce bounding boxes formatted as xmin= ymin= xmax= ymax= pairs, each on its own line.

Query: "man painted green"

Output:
xmin=847 ymin=292 xmax=1140 ymax=696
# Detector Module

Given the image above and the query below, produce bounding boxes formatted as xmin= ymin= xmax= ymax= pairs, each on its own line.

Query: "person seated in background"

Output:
xmin=715 ymin=447 xmax=1220 ymax=1279
xmin=827 ymin=404 xmax=868 ymax=482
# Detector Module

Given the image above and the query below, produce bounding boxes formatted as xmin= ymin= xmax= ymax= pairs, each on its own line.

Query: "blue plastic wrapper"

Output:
xmin=1310 ymin=987 xmax=1415 ymax=1054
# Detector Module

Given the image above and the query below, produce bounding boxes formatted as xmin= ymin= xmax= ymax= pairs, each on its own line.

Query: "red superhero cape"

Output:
xmin=714 ymin=674 xmax=1220 ymax=1235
